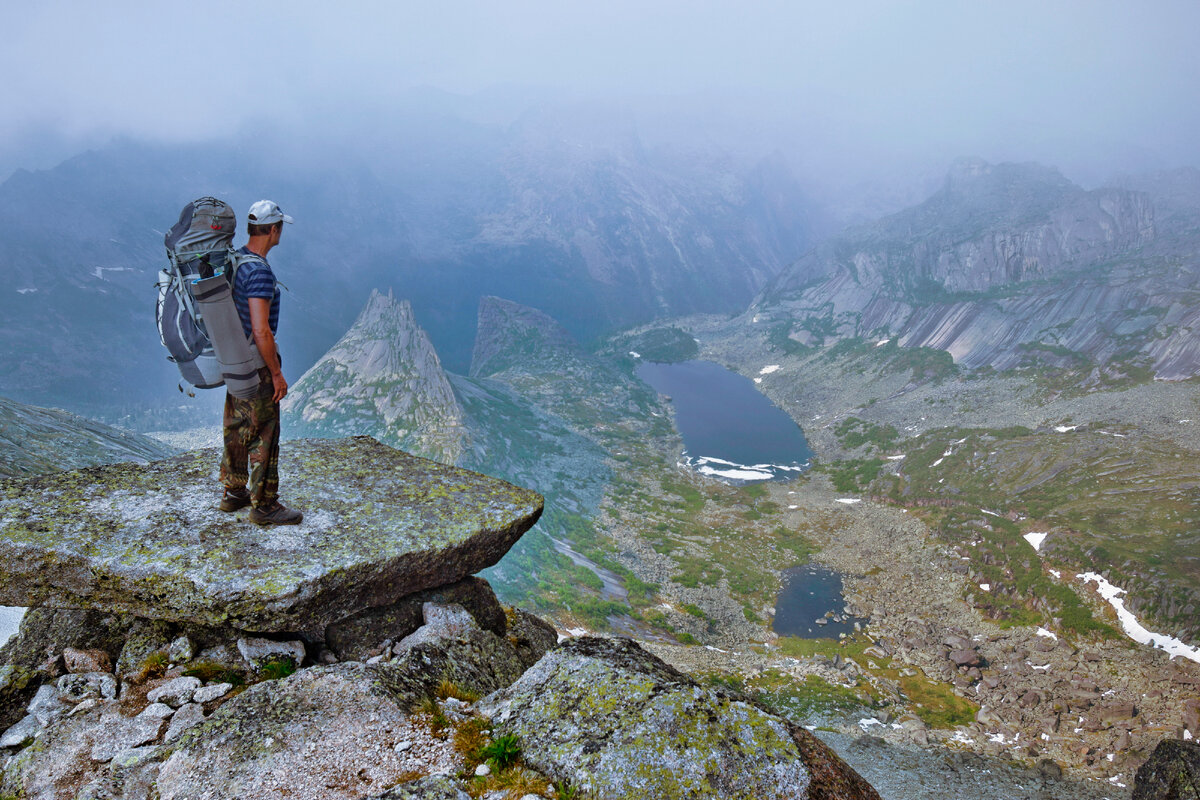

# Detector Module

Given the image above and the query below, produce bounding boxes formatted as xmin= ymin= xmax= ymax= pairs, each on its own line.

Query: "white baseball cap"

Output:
xmin=247 ymin=200 xmax=294 ymax=226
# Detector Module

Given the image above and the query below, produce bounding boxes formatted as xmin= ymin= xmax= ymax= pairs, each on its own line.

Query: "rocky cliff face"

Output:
xmin=282 ymin=290 xmax=467 ymax=464
xmin=753 ymin=159 xmax=1200 ymax=380
xmin=0 ymin=396 xmax=175 ymax=479
xmin=763 ymin=159 xmax=1155 ymax=301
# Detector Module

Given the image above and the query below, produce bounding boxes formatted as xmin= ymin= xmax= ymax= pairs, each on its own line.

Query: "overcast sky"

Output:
xmin=5 ymin=1 xmax=1199 ymax=186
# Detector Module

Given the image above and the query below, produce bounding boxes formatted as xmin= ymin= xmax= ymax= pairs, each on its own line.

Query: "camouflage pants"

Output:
xmin=220 ymin=366 xmax=279 ymax=508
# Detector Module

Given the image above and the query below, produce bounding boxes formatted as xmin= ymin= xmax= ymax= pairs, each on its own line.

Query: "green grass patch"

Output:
xmin=835 ymin=417 xmax=900 ymax=452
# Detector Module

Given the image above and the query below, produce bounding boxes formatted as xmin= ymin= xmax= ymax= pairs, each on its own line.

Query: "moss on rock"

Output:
xmin=0 ymin=437 xmax=543 ymax=632
xmin=479 ymin=637 xmax=880 ymax=800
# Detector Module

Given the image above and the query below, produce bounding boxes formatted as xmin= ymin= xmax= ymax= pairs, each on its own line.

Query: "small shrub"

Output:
xmin=257 ymin=656 xmax=297 ymax=681
xmin=183 ymin=661 xmax=245 ymax=687
xmin=135 ymin=651 xmax=169 ymax=682
xmin=490 ymin=766 xmax=551 ymax=797
xmin=479 ymin=734 xmax=522 ymax=771
xmin=437 ymin=677 xmax=480 ymax=703
xmin=453 ymin=717 xmax=492 ymax=763
xmin=413 ymin=695 xmax=449 ymax=736
xmin=554 ymin=780 xmax=583 ymax=799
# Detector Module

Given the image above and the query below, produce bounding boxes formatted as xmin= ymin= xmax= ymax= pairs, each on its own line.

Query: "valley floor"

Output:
xmin=607 ymin=312 xmax=1200 ymax=796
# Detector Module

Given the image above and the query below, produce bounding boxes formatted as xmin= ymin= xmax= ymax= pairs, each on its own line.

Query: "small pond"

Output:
xmin=635 ymin=359 xmax=812 ymax=482
xmin=773 ymin=563 xmax=867 ymax=638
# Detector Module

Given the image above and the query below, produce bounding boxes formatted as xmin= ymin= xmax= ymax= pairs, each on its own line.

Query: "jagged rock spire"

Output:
xmin=283 ymin=290 xmax=467 ymax=464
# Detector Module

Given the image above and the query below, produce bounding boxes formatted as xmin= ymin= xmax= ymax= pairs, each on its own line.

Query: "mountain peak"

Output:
xmin=282 ymin=290 xmax=466 ymax=464
xmin=469 ymin=296 xmax=581 ymax=378
xmin=940 ymin=159 xmax=1075 ymax=207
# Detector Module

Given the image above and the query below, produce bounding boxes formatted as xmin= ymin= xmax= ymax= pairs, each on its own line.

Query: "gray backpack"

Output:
xmin=156 ymin=197 xmax=263 ymax=397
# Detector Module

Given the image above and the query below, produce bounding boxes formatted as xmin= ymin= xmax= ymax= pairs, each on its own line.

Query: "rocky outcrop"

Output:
xmin=751 ymin=159 xmax=1200 ymax=380
xmin=0 ymin=591 xmax=559 ymax=800
xmin=0 ymin=396 xmax=175 ymax=479
xmin=283 ymin=290 xmax=468 ymax=464
xmin=1133 ymin=739 xmax=1200 ymax=799
xmin=763 ymin=159 xmax=1155 ymax=303
xmin=0 ymin=591 xmax=877 ymax=799
xmin=469 ymin=296 xmax=583 ymax=379
xmin=0 ymin=436 xmax=542 ymax=631
xmin=479 ymin=636 xmax=880 ymax=800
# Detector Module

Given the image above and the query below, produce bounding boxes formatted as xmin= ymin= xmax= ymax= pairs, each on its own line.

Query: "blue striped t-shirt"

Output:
xmin=232 ymin=246 xmax=280 ymax=338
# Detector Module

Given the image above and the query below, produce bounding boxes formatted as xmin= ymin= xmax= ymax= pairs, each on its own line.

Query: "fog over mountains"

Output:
xmin=0 ymin=112 xmax=815 ymax=421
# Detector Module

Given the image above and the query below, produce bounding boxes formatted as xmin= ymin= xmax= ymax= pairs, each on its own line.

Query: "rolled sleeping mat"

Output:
xmin=190 ymin=274 xmax=265 ymax=399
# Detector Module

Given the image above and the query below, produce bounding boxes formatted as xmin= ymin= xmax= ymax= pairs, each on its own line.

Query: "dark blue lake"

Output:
xmin=635 ymin=359 xmax=812 ymax=482
xmin=773 ymin=564 xmax=867 ymax=638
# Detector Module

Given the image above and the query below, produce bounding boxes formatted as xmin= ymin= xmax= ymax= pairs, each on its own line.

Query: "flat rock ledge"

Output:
xmin=0 ymin=436 xmax=543 ymax=632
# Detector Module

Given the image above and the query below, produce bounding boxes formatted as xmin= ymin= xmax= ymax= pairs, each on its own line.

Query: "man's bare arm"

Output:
xmin=248 ymin=297 xmax=286 ymax=402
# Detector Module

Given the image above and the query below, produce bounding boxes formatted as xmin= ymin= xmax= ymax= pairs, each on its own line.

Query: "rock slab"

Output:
xmin=479 ymin=636 xmax=880 ymax=800
xmin=1133 ymin=739 xmax=1200 ymax=800
xmin=0 ymin=436 xmax=543 ymax=631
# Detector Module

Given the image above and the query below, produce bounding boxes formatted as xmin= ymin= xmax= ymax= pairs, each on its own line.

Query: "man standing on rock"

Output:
xmin=218 ymin=200 xmax=303 ymax=525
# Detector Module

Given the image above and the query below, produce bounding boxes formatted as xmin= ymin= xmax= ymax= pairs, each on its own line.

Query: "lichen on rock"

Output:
xmin=0 ymin=436 xmax=543 ymax=632
xmin=479 ymin=636 xmax=880 ymax=800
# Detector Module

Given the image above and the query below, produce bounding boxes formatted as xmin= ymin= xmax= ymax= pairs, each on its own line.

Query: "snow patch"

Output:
xmin=559 ymin=627 xmax=589 ymax=642
xmin=16 ymin=288 xmax=37 ymax=295
xmin=628 ymin=351 xmax=641 ymax=359
xmin=759 ymin=364 xmax=781 ymax=375
xmin=857 ymin=718 xmax=883 ymax=730
xmin=92 ymin=266 xmax=135 ymax=281
xmin=1078 ymin=572 xmax=1200 ymax=663
xmin=1054 ymin=425 xmax=1078 ymax=433
xmin=835 ymin=498 xmax=862 ymax=505
xmin=980 ymin=508 xmax=1000 ymax=517
xmin=683 ymin=453 xmax=808 ymax=484
xmin=753 ymin=377 xmax=762 ymax=384
xmin=930 ymin=457 xmax=944 ymax=467
xmin=1048 ymin=568 xmax=1061 ymax=579
xmin=875 ymin=339 xmax=890 ymax=347
xmin=979 ymin=583 xmax=991 ymax=591
xmin=1023 ymin=532 xmax=1048 ymax=552
xmin=886 ymin=454 xmax=905 ymax=461
xmin=1036 ymin=627 xmax=1058 ymax=641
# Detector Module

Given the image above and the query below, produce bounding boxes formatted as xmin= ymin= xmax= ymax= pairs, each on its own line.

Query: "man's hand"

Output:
xmin=271 ymin=371 xmax=288 ymax=403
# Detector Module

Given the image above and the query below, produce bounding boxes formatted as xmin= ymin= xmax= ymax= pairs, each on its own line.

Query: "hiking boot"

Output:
xmin=219 ymin=487 xmax=251 ymax=512
xmin=249 ymin=501 xmax=303 ymax=526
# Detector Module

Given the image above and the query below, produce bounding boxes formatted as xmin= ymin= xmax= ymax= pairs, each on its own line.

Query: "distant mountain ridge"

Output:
xmin=755 ymin=159 xmax=1200 ymax=379
xmin=0 ymin=116 xmax=815 ymax=419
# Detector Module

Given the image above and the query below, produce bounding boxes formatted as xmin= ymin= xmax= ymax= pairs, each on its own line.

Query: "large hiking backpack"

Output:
xmin=156 ymin=197 xmax=263 ymax=398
